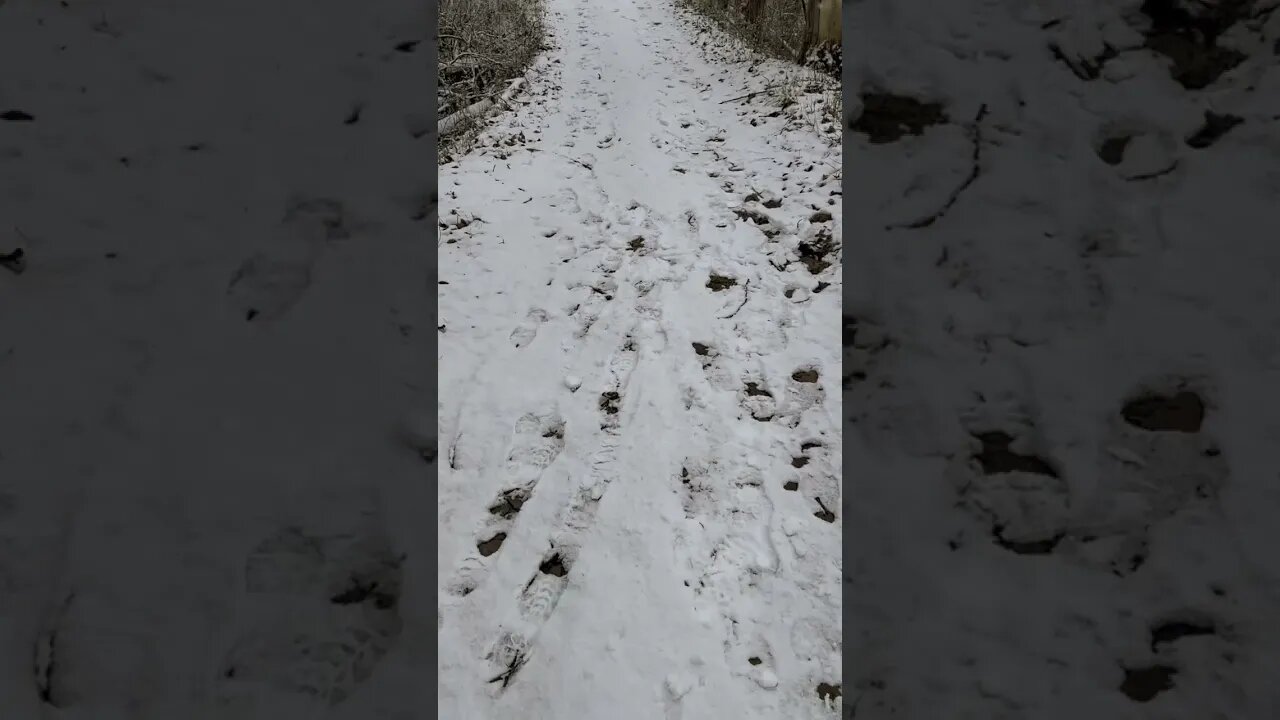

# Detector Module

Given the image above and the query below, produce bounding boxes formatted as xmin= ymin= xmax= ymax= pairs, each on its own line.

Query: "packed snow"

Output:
xmin=848 ymin=0 xmax=1280 ymax=717
xmin=437 ymin=0 xmax=842 ymax=717
xmin=0 ymin=0 xmax=433 ymax=717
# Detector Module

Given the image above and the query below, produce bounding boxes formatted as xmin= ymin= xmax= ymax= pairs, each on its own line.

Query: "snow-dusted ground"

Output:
xmin=848 ymin=1 xmax=1280 ymax=717
xmin=437 ymin=0 xmax=841 ymax=717
xmin=0 ymin=1 xmax=433 ymax=717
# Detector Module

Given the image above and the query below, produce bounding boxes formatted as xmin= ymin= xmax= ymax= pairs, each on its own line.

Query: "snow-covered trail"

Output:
xmin=0 ymin=1 xmax=432 ymax=717
xmin=848 ymin=1 xmax=1280 ymax=717
xmin=438 ymin=0 xmax=841 ymax=718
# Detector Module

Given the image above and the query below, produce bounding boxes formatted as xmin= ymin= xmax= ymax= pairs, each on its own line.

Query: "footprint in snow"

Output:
xmin=221 ymin=520 xmax=404 ymax=708
xmin=226 ymin=198 xmax=349 ymax=322
xmin=227 ymin=254 xmax=314 ymax=322
xmin=510 ymin=309 xmax=549 ymax=348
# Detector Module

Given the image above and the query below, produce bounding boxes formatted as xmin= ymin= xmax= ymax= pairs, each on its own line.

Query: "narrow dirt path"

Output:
xmin=437 ymin=0 xmax=841 ymax=717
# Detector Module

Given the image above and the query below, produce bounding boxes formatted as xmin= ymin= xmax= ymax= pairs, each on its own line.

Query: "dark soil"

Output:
xmin=489 ymin=488 xmax=530 ymax=518
xmin=792 ymin=368 xmax=820 ymax=383
xmin=707 ymin=274 xmax=738 ymax=291
xmin=816 ymin=682 xmax=841 ymax=703
xmin=1098 ymin=135 xmax=1132 ymax=165
xmin=599 ymin=391 xmax=621 ymax=415
xmin=1150 ymin=619 xmax=1216 ymax=651
xmin=851 ymin=92 xmax=947 ymax=143
xmin=1186 ymin=111 xmax=1243 ymax=148
xmin=539 ymin=552 xmax=569 ymax=577
xmin=972 ymin=431 xmax=1059 ymax=477
xmin=1119 ymin=665 xmax=1177 ymax=702
xmin=1121 ymin=390 xmax=1205 ymax=432
xmin=478 ymin=533 xmax=507 ymax=557
xmin=796 ymin=230 xmax=836 ymax=274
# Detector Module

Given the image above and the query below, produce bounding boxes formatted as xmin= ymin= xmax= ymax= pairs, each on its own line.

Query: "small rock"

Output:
xmin=565 ymin=375 xmax=582 ymax=392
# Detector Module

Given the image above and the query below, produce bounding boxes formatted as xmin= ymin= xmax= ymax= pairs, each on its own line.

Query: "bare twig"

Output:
xmin=719 ymin=85 xmax=779 ymax=104
xmin=718 ymin=280 xmax=751 ymax=319
xmin=888 ymin=104 xmax=988 ymax=231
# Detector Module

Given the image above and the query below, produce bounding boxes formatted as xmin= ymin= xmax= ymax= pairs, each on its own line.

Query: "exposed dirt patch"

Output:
xmin=329 ymin=577 xmax=398 ymax=609
xmin=792 ymin=456 xmax=809 ymax=468
xmin=1186 ymin=111 xmax=1243 ymax=148
xmin=972 ymin=431 xmax=1059 ymax=477
xmin=851 ymin=92 xmax=947 ymax=143
xmin=478 ymin=532 xmax=507 ymax=557
xmin=1119 ymin=664 xmax=1177 ymax=702
xmin=692 ymin=342 xmax=712 ymax=356
xmin=599 ymin=391 xmax=621 ymax=415
xmin=1139 ymin=0 xmax=1250 ymax=89
xmin=539 ymin=552 xmax=569 ymax=577
xmin=816 ymin=682 xmax=841 ymax=703
xmin=1121 ymin=390 xmax=1205 ymax=432
xmin=784 ymin=480 xmax=799 ymax=491
xmin=628 ymin=236 xmax=645 ymax=251
xmin=1150 ymin=618 xmax=1216 ymax=651
xmin=489 ymin=488 xmax=530 ymax=518
xmin=792 ymin=367 xmax=820 ymax=383
xmin=707 ymin=273 xmax=738 ymax=291
xmin=1098 ymin=135 xmax=1132 ymax=165
xmin=733 ymin=205 xmax=774 ymax=226
xmin=744 ymin=381 xmax=773 ymax=398
xmin=796 ymin=229 xmax=837 ymax=274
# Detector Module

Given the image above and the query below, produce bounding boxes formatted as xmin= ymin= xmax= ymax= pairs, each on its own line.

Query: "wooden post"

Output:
xmin=816 ymin=0 xmax=840 ymax=44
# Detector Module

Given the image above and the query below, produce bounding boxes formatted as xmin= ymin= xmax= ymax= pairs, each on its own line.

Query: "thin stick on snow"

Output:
xmin=718 ymin=280 xmax=750 ymax=319
xmin=888 ymin=104 xmax=988 ymax=231
xmin=719 ymin=85 xmax=778 ymax=104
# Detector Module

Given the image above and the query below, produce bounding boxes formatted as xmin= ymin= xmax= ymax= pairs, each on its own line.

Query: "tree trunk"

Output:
xmin=744 ymin=0 xmax=765 ymax=22
xmin=796 ymin=0 xmax=819 ymax=64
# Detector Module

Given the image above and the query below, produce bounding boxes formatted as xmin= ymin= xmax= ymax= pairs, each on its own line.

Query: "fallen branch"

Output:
xmin=438 ymin=76 xmax=527 ymax=137
xmin=719 ymin=85 xmax=778 ymax=104
xmin=551 ymin=152 xmax=594 ymax=171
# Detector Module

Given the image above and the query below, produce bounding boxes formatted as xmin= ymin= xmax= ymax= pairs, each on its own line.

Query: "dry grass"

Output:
xmin=679 ymin=0 xmax=807 ymax=62
xmin=438 ymin=0 xmax=546 ymax=148
xmin=770 ymin=67 xmax=841 ymax=142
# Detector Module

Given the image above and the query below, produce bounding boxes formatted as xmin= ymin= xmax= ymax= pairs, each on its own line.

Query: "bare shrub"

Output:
xmin=680 ymin=0 xmax=808 ymax=62
xmin=438 ymin=0 xmax=546 ymax=124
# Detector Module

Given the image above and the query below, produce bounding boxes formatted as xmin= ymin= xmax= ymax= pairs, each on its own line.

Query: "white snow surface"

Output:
xmin=438 ymin=0 xmax=842 ymax=718
xmin=0 ymin=0 xmax=432 ymax=718
xmin=849 ymin=1 xmax=1280 ymax=718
